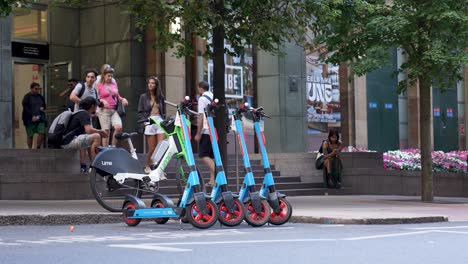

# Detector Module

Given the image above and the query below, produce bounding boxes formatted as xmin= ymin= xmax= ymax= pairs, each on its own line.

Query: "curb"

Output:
xmin=290 ymin=216 xmax=448 ymax=225
xmin=0 ymin=214 xmax=122 ymax=226
xmin=0 ymin=214 xmax=449 ymax=226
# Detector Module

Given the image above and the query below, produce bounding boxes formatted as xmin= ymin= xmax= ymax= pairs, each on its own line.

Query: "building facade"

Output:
xmin=0 ymin=2 xmax=466 ymax=153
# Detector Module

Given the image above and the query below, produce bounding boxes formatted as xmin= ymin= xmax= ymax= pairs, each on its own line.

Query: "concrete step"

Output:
xmin=142 ymin=186 xmax=351 ymax=199
xmin=150 ymin=176 xmax=303 ymax=185
xmin=278 ymin=187 xmax=351 ymax=196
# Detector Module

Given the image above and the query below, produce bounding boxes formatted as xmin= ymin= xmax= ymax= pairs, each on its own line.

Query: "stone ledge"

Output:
xmin=290 ymin=215 xmax=448 ymax=225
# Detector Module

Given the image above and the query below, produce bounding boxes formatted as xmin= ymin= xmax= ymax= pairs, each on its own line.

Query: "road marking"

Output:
xmin=0 ymin=239 xmax=20 ymax=246
xmin=432 ymin=230 xmax=468 ymax=235
xmin=407 ymin=226 xmax=468 ymax=230
xmin=108 ymin=238 xmax=336 ymax=251
xmin=341 ymin=231 xmax=433 ymax=241
xmin=110 ymin=244 xmax=192 ymax=252
xmin=319 ymin=225 xmax=345 ymax=227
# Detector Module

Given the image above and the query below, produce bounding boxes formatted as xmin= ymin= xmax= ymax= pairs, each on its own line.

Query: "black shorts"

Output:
xmin=198 ymin=134 xmax=214 ymax=158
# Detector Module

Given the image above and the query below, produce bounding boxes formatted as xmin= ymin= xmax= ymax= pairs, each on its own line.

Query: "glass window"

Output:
xmin=196 ymin=37 xmax=254 ymax=113
xmin=12 ymin=8 xmax=48 ymax=42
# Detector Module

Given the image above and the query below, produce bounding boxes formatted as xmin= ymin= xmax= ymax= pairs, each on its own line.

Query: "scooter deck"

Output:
xmin=125 ymin=207 xmax=182 ymax=219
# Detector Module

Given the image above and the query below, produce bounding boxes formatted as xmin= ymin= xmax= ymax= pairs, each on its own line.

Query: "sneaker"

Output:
xmin=144 ymin=167 xmax=151 ymax=174
xmin=80 ymin=164 xmax=88 ymax=174
xmin=160 ymin=173 xmax=167 ymax=181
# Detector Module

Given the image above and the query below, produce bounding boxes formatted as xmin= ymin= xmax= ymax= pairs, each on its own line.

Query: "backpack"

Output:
xmin=65 ymin=82 xmax=98 ymax=110
xmin=47 ymin=109 xmax=84 ymax=148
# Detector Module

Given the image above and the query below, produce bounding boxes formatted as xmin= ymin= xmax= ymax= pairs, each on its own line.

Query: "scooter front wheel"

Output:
xmin=244 ymin=200 xmax=270 ymax=227
xmin=151 ymin=199 xmax=170 ymax=225
xmin=268 ymin=197 xmax=293 ymax=225
xmin=186 ymin=199 xmax=219 ymax=229
xmin=122 ymin=201 xmax=142 ymax=227
xmin=218 ymin=198 xmax=245 ymax=227
xmin=90 ymin=168 xmax=142 ymax=212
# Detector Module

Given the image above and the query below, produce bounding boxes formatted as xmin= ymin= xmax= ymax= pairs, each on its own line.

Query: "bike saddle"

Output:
xmin=160 ymin=118 xmax=175 ymax=134
xmin=115 ymin=132 xmax=138 ymax=140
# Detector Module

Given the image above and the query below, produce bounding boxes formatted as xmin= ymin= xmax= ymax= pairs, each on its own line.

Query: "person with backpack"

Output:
xmin=69 ymin=68 xmax=100 ymax=112
xmin=195 ymin=81 xmax=215 ymax=186
xmin=61 ymin=96 xmax=108 ymax=170
xmin=69 ymin=68 xmax=102 ymax=172
xmin=22 ymin=82 xmax=47 ymax=149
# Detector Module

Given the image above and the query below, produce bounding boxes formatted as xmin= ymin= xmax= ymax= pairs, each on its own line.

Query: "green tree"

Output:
xmin=49 ymin=0 xmax=309 ymax=166
xmin=0 ymin=1 xmax=27 ymax=16
xmin=306 ymin=0 xmax=468 ymax=201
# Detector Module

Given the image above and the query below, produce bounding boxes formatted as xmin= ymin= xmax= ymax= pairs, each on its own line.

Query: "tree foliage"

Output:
xmin=305 ymin=0 xmax=468 ymax=93
xmin=0 ymin=0 xmax=27 ymax=17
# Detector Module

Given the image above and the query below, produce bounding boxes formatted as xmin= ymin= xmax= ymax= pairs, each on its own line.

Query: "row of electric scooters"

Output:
xmin=120 ymin=96 xmax=292 ymax=229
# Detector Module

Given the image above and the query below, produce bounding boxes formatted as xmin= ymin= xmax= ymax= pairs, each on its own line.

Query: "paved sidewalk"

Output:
xmin=1 ymin=195 xmax=467 ymax=226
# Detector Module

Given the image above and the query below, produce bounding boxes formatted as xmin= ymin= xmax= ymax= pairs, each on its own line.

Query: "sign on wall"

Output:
xmin=207 ymin=64 xmax=244 ymax=99
xmin=11 ymin=41 xmax=49 ymax=60
xmin=306 ymin=52 xmax=341 ymax=131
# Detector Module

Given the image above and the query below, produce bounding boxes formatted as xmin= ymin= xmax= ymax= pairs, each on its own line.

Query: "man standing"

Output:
xmin=61 ymin=96 xmax=108 ymax=162
xmin=22 ymin=82 xmax=46 ymax=149
xmin=69 ymin=68 xmax=100 ymax=112
xmin=195 ymin=81 xmax=215 ymax=186
xmin=69 ymin=68 xmax=101 ymax=172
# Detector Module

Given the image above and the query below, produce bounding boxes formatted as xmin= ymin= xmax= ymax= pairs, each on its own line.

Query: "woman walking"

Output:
xmin=96 ymin=65 xmax=128 ymax=147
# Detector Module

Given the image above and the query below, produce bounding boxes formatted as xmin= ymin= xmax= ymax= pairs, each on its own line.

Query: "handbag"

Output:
xmin=105 ymin=84 xmax=126 ymax=117
xmin=315 ymin=152 xmax=325 ymax=170
xmin=116 ymin=100 xmax=126 ymax=117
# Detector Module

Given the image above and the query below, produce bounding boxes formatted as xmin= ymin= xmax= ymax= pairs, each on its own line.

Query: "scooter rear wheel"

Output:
xmin=218 ymin=198 xmax=245 ymax=227
xmin=244 ymin=200 xmax=270 ymax=227
xmin=186 ymin=199 xmax=219 ymax=229
xmin=151 ymin=199 xmax=170 ymax=225
xmin=90 ymin=168 xmax=142 ymax=212
xmin=268 ymin=197 xmax=293 ymax=225
xmin=122 ymin=201 xmax=141 ymax=227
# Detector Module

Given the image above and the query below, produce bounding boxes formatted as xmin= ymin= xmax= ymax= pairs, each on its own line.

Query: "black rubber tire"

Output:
xmin=218 ymin=198 xmax=245 ymax=227
xmin=244 ymin=199 xmax=270 ymax=227
xmin=151 ymin=199 xmax=170 ymax=225
xmin=186 ymin=199 xmax=219 ymax=229
xmin=90 ymin=168 xmax=142 ymax=212
xmin=268 ymin=197 xmax=293 ymax=225
xmin=122 ymin=201 xmax=142 ymax=227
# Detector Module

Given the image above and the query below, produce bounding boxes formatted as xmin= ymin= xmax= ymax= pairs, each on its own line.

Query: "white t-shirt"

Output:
xmin=198 ymin=91 xmax=213 ymax=134
xmin=71 ymin=82 xmax=98 ymax=112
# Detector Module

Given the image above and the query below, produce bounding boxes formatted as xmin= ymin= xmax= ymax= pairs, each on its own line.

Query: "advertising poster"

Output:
xmin=306 ymin=51 xmax=341 ymax=134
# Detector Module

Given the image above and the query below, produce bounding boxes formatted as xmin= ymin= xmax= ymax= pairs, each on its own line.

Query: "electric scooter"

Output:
xmin=204 ymin=99 xmax=245 ymax=226
xmin=232 ymin=104 xmax=271 ymax=227
xmin=121 ymin=97 xmax=219 ymax=229
xmin=90 ymin=100 xmax=198 ymax=212
xmin=245 ymin=104 xmax=293 ymax=225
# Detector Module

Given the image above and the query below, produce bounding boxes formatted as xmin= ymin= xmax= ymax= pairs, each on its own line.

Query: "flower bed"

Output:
xmin=383 ymin=149 xmax=468 ymax=173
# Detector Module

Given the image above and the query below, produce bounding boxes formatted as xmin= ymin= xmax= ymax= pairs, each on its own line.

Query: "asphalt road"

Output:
xmin=1 ymin=221 xmax=468 ymax=264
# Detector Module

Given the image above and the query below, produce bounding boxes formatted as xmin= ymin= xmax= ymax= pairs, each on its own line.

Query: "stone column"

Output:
xmin=0 ymin=17 xmax=13 ymax=148
xmin=339 ymin=63 xmax=355 ymax=147
xmin=163 ymin=48 xmax=186 ymax=117
xmin=257 ymin=43 xmax=307 ymax=153
xmin=353 ymin=74 xmax=368 ymax=149
xmin=397 ymin=48 xmax=408 ymax=149
xmin=464 ymin=66 xmax=468 ymax=149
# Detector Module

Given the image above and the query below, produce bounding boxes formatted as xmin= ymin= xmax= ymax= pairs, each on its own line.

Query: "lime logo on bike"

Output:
xmin=160 ymin=151 xmax=174 ymax=170
xmin=101 ymin=161 xmax=113 ymax=166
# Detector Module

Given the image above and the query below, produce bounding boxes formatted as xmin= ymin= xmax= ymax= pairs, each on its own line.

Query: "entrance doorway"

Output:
xmin=13 ymin=62 xmax=71 ymax=149
xmin=13 ymin=63 xmax=46 ymax=149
